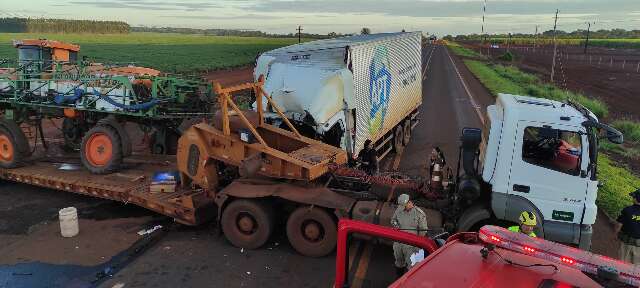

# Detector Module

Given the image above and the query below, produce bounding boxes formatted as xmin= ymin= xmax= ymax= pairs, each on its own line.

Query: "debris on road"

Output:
xmin=59 ymin=207 xmax=79 ymax=238
xmin=137 ymin=225 xmax=163 ymax=236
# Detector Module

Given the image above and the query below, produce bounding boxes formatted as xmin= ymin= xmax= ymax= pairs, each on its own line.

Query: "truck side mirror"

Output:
xmin=605 ymin=129 xmax=624 ymax=144
xmin=582 ymin=120 xmax=624 ymax=144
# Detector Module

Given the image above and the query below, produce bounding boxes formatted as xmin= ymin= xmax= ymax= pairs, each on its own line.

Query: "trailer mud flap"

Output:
xmin=215 ymin=179 xmax=356 ymax=220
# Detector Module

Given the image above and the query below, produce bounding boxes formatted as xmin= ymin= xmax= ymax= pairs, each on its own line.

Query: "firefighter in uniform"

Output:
xmin=391 ymin=194 xmax=428 ymax=278
xmin=508 ymin=211 xmax=538 ymax=237
xmin=616 ymin=189 xmax=640 ymax=264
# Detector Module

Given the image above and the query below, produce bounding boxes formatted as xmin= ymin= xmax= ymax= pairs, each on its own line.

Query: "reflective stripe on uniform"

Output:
xmin=508 ymin=225 xmax=537 ymax=237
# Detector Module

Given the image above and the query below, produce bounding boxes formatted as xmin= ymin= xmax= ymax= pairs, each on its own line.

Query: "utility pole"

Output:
xmin=584 ymin=21 xmax=594 ymax=54
xmin=481 ymin=0 xmax=487 ymax=44
xmin=534 ymin=25 xmax=538 ymax=50
xmin=550 ymin=9 xmax=559 ymax=83
xmin=297 ymin=25 xmax=303 ymax=44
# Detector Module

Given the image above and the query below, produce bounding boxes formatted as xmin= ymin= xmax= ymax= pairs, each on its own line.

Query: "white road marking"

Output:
xmin=444 ymin=48 xmax=486 ymax=125
xmin=422 ymin=46 xmax=436 ymax=80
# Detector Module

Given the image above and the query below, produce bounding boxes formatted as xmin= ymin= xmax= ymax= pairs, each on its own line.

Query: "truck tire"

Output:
xmin=221 ymin=199 xmax=274 ymax=250
xmin=0 ymin=121 xmax=29 ymax=168
xmin=80 ymin=125 xmax=123 ymax=174
xmin=393 ymin=126 xmax=404 ymax=153
xmin=286 ymin=206 xmax=337 ymax=257
xmin=402 ymin=119 xmax=411 ymax=146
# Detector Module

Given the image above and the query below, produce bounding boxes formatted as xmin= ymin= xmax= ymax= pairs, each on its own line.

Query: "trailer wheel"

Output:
xmin=393 ymin=126 xmax=405 ymax=153
xmin=0 ymin=121 xmax=28 ymax=169
xmin=286 ymin=206 xmax=337 ymax=257
xmin=221 ymin=199 xmax=274 ymax=250
xmin=402 ymin=119 xmax=412 ymax=146
xmin=81 ymin=125 xmax=123 ymax=174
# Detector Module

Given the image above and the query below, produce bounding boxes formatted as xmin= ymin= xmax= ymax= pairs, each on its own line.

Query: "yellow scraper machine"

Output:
xmin=177 ymin=75 xmax=348 ymax=190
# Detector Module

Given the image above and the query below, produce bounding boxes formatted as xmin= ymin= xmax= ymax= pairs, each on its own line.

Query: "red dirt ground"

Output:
xmin=204 ymin=66 xmax=254 ymax=87
xmin=468 ymin=43 xmax=640 ymax=121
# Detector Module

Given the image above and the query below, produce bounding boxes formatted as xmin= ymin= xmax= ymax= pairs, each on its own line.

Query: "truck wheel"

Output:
xmin=81 ymin=125 xmax=123 ymax=174
xmin=0 ymin=122 xmax=29 ymax=168
xmin=393 ymin=126 xmax=405 ymax=153
xmin=221 ymin=199 xmax=274 ymax=250
xmin=402 ymin=119 xmax=412 ymax=146
xmin=286 ymin=206 xmax=337 ymax=257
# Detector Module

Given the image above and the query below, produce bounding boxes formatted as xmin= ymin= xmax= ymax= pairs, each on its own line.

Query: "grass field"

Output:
xmin=460 ymin=58 xmax=640 ymax=218
xmin=486 ymin=37 xmax=640 ymax=49
xmin=446 ymin=41 xmax=484 ymax=58
xmin=597 ymin=154 xmax=640 ymax=218
xmin=0 ymin=32 xmax=300 ymax=73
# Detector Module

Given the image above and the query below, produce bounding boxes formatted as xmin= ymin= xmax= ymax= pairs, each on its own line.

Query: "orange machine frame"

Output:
xmin=177 ymin=76 xmax=348 ymax=189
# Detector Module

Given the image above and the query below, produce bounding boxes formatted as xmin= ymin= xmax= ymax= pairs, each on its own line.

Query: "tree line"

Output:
xmin=449 ymin=28 xmax=640 ymax=41
xmin=0 ymin=18 xmax=130 ymax=34
xmin=131 ymin=26 xmax=351 ymax=39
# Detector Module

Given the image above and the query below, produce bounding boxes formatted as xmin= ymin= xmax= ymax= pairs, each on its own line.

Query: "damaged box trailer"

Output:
xmin=254 ymin=32 xmax=423 ymax=160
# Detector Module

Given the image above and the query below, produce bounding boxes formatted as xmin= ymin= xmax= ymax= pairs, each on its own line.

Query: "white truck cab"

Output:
xmin=456 ymin=94 xmax=623 ymax=250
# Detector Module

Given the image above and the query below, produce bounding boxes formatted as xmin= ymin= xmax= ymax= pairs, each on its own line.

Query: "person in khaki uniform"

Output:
xmin=616 ymin=189 xmax=640 ymax=264
xmin=391 ymin=194 xmax=428 ymax=278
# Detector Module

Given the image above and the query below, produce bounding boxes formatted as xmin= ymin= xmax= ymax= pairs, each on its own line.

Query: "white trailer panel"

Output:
xmin=255 ymin=32 xmax=422 ymax=157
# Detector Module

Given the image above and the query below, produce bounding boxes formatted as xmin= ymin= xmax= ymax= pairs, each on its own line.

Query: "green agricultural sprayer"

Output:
xmin=0 ymin=39 xmax=215 ymax=173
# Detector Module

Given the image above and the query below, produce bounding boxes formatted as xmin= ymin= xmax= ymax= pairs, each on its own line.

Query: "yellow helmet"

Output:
xmin=519 ymin=211 xmax=537 ymax=226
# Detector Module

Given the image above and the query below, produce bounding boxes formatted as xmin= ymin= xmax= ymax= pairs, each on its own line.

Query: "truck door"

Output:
xmin=507 ymin=121 xmax=587 ymax=230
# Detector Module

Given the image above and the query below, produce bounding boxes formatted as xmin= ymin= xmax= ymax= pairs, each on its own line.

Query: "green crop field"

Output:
xmin=486 ymin=37 xmax=640 ymax=49
xmin=0 ymin=32 xmax=300 ymax=73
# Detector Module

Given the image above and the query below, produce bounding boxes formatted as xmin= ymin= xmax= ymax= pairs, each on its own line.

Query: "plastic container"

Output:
xmin=59 ymin=207 xmax=79 ymax=237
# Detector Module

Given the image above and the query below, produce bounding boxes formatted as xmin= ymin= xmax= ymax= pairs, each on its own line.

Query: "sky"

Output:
xmin=2 ymin=0 xmax=640 ymax=36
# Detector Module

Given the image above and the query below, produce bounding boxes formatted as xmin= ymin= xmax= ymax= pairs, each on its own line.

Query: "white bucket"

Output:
xmin=59 ymin=207 xmax=79 ymax=238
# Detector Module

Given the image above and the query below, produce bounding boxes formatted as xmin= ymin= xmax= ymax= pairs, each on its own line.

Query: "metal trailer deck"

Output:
xmin=0 ymin=158 xmax=216 ymax=225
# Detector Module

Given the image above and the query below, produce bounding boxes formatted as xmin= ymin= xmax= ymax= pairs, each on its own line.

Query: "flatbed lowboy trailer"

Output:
xmin=0 ymin=157 xmax=216 ymax=225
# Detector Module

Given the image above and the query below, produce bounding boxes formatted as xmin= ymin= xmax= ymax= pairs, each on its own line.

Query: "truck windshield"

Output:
xmin=18 ymin=46 xmax=40 ymax=61
xmin=522 ymin=127 xmax=582 ymax=176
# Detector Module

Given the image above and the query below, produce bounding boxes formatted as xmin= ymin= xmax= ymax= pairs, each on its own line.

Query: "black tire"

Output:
xmin=393 ymin=126 xmax=404 ymax=153
xmin=80 ymin=125 xmax=123 ymax=174
xmin=149 ymin=130 xmax=179 ymax=155
xmin=402 ymin=119 xmax=412 ymax=146
xmin=62 ymin=118 xmax=86 ymax=152
xmin=286 ymin=206 xmax=337 ymax=257
xmin=0 ymin=120 xmax=29 ymax=168
xmin=221 ymin=199 xmax=274 ymax=250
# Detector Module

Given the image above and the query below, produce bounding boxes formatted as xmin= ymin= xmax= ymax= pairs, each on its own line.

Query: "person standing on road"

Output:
xmin=391 ymin=194 xmax=428 ymax=278
xmin=357 ymin=140 xmax=378 ymax=175
xmin=616 ymin=189 xmax=640 ymax=264
xmin=508 ymin=211 xmax=538 ymax=237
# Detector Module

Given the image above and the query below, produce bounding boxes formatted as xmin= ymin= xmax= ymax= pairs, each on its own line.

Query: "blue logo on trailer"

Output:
xmin=368 ymin=46 xmax=392 ymax=135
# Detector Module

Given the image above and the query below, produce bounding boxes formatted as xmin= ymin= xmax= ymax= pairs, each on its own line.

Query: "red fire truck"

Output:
xmin=335 ymin=219 xmax=640 ymax=288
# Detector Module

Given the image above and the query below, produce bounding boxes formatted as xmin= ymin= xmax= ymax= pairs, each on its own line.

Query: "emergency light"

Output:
xmin=478 ymin=226 xmax=640 ymax=287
